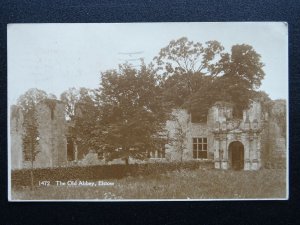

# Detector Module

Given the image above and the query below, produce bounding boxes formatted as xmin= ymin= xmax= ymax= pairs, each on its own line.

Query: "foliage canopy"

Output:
xmin=97 ymin=63 xmax=170 ymax=164
xmin=14 ymin=37 xmax=267 ymax=164
xmin=155 ymin=37 xmax=265 ymax=121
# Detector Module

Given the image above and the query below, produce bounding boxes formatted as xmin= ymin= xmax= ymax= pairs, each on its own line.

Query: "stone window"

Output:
xmin=148 ymin=144 xmax=166 ymax=159
xmin=191 ymin=112 xmax=206 ymax=123
xmin=193 ymin=137 xmax=207 ymax=159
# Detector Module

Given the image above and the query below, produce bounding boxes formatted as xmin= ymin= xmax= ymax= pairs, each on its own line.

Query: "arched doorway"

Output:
xmin=229 ymin=141 xmax=244 ymax=170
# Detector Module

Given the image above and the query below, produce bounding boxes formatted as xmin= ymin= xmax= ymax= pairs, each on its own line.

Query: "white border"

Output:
xmin=7 ymin=22 xmax=289 ymax=202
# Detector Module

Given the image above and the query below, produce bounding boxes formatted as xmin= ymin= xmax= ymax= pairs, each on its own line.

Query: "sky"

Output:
xmin=7 ymin=22 xmax=288 ymax=106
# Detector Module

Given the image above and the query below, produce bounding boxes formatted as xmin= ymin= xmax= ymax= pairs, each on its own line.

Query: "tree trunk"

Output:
xmin=179 ymin=153 xmax=183 ymax=172
xmin=125 ymin=157 xmax=129 ymax=166
xmin=30 ymin=168 xmax=34 ymax=191
xmin=30 ymin=140 xmax=34 ymax=191
xmin=180 ymin=150 xmax=183 ymax=163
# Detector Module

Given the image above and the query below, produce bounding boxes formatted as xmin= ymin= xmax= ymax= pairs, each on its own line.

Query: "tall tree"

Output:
xmin=17 ymin=88 xmax=48 ymax=112
xmin=17 ymin=88 xmax=49 ymax=160
xmin=60 ymin=87 xmax=100 ymax=157
xmin=17 ymin=88 xmax=49 ymax=190
xmin=194 ymin=44 xmax=265 ymax=118
xmin=98 ymin=63 xmax=170 ymax=165
xmin=155 ymin=37 xmax=224 ymax=78
xmin=155 ymin=38 xmax=265 ymax=121
xmin=60 ymin=87 xmax=81 ymax=121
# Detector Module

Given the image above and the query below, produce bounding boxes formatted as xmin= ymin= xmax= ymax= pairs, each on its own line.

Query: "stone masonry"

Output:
xmin=164 ymin=100 xmax=286 ymax=170
xmin=10 ymin=99 xmax=286 ymax=170
xmin=10 ymin=100 xmax=67 ymax=169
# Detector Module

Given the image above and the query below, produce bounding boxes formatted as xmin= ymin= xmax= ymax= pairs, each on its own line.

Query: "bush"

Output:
xmin=11 ymin=160 xmax=214 ymax=188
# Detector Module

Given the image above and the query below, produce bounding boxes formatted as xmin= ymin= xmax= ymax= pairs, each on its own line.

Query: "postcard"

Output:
xmin=7 ymin=22 xmax=288 ymax=201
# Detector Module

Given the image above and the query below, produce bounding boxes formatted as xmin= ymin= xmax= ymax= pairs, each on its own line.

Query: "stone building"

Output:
xmin=162 ymin=100 xmax=287 ymax=170
xmin=10 ymin=100 xmax=67 ymax=169
xmin=10 ymin=105 xmax=24 ymax=170
xmin=10 ymin=99 xmax=286 ymax=170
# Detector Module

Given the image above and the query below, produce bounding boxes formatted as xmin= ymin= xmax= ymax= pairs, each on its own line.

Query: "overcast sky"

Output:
xmin=7 ymin=22 xmax=288 ymax=106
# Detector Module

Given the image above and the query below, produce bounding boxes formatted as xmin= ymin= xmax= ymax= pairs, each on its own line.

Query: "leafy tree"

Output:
xmin=208 ymin=44 xmax=265 ymax=117
xmin=17 ymin=88 xmax=49 ymax=161
xmin=155 ymin=37 xmax=224 ymax=109
xmin=155 ymin=37 xmax=224 ymax=78
xmin=60 ymin=87 xmax=100 ymax=158
xmin=60 ymin=87 xmax=81 ymax=121
xmin=73 ymin=88 xmax=101 ymax=157
xmin=17 ymin=88 xmax=48 ymax=112
xmin=17 ymin=88 xmax=49 ymax=190
xmin=98 ymin=63 xmax=170 ymax=165
xmin=155 ymin=38 xmax=265 ymax=121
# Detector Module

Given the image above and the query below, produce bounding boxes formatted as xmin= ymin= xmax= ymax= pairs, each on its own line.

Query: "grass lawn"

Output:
xmin=11 ymin=168 xmax=287 ymax=200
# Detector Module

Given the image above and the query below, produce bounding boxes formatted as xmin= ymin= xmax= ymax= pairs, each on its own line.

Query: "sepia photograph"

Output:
xmin=7 ymin=22 xmax=288 ymax=201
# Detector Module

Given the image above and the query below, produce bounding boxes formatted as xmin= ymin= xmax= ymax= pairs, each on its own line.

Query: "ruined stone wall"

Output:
xmin=261 ymin=99 xmax=287 ymax=167
xmin=73 ymin=99 xmax=286 ymax=168
xmin=241 ymin=102 xmax=263 ymax=170
xmin=207 ymin=102 xmax=235 ymax=161
xmin=270 ymin=100 xmax=286 ymax=157
xmin=165 ymin=109 xmax=211 ymax=161
xmin=35 ymin=101 xmax=67 ymax=168
xmin=10 ymin=105 xmax=24 ymax=170
xmin=165 ymin=109 xmax=190 ymax=161
xmin=208 ymin=101 xmax=264 ymax=170
xmin=10 ymin=98 xmax=286 ymax=169
xmin=10 ymin=101 xmax=68 ymax=169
